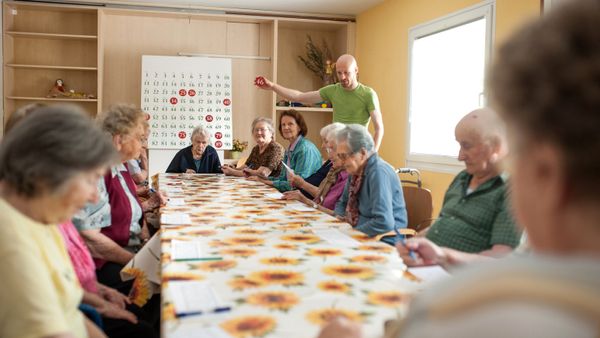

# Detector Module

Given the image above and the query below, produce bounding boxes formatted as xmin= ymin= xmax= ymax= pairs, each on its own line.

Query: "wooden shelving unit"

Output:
xmin=275 ymin=106 xmax=333 ymax=112
xmin=3 ymin=1 xmax=101 ymax=123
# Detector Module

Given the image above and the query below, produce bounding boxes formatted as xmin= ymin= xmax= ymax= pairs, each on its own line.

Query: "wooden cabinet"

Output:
xmin=3 ymin=1 xmax=101 ymax=123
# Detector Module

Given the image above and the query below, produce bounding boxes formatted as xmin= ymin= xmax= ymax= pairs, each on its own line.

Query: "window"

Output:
xmin=406 ymin=1 xmax=494 ymax=173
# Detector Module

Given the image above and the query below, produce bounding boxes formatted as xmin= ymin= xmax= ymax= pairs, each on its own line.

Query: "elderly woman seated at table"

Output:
xmin=0 ymin=106 xmax=116 ymax=338
xmin=291 ymin=122 xmax=345 ymax=199
xmin=221 ymin=117 xmax=284 ymax=178
xmin=166 ymin=125 xmax=221 ymax=174
xmin=249 ymin=109 xmax=321 ymax=192
xmin=333 ymin=124 xmax=407 ymax=245
xmin=282 ymin=123 xmax=348 ymax=214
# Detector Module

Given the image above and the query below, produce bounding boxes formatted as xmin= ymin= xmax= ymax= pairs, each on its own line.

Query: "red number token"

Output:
xmin=254 ymin=76 xmax=266 ymax=86
xmin=205 ymin=115 xmax=214 ymax=122
xmin=188 ymin=89 xmax=196 ymax=97
xmin=215 ymin=140 xmax=223 ymax=148
xmin=214 ymin=132 xmax=223 ymax=139
xmin=178 ymin=131 xmax=187 ymax=139
xmin=179 ymin=89 xmax=186 ymax=96
xmin=170 ymin=97 xmax=178 ymax=105
xmin=223 ymin=98 xmax=231 ymax=106
xmin=145 ymin=113 xmax=151 ymax=120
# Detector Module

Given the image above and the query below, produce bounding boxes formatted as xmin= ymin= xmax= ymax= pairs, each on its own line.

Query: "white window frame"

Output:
xmin=405 ymin=0 xmax=495 ymax=174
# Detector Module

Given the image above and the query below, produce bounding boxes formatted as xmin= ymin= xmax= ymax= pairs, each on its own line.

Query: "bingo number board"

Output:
xmin=141 ymin=55 xmax=233 ymax=150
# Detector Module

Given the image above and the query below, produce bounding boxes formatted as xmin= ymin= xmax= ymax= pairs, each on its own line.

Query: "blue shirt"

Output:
xmin=335 ymin=154 xmax=407 ymax=244
xmin=269 ymin=136 xmax=322 ymax=192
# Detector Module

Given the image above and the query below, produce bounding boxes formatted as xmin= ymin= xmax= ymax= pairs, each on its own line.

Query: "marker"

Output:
xmin=174 ymin=257 xmax=223 ymax=262
xmin=175 ymin=306 xmax=232 ymax=318
xmin=395 ymin=225 xmax=417 ymax=260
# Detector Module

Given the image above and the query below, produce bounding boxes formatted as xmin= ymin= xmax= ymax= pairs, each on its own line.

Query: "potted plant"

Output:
xmin=230 ymin=138 xmax=248 ymax=160
xmin=298 ymin=35 xmax=337 ymax=86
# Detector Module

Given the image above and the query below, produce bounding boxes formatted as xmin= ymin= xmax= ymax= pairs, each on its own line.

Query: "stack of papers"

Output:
xmin=171 ymin=240 xmax=220 ymax=261
xmin=169 ymin=281 xmax=230 ymax=317
xmin=312 ymin=229 xmax=361 ymax=247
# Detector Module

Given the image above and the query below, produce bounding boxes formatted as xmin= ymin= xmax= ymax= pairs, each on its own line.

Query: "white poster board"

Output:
xmin=141 ymin=55 xmax=232 ymax=175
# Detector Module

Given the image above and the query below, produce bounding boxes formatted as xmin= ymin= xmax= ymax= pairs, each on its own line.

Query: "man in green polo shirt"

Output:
xmin=255 ymin=54 xmax=384 ymax=151
xmin=397 ymin=108 xmax=522 ymax=268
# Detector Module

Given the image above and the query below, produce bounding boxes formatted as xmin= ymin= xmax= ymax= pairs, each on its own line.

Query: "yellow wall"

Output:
xmin=356 ymin=0 xmax=540 ymax=216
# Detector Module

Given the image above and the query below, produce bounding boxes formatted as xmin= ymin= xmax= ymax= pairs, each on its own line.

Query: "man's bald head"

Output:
xmin=456 ymin=108 xmax=507 ymax=148
xmin=336 ymin=54 xmax=359 ymax=90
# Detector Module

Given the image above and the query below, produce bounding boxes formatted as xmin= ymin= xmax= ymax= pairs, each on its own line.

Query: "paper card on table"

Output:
xmin=407 ymin=265 xmax=451 ymax=284
xmin=312 ymin=228 xmax=361 ymax=247
xmin=167 ymin=198 xmax=186 ymax=206
xmin=171 ymin=325 xmax=230 ymax=338
xmin=162 ymin=213 xmax=192 ymax=225
xmin=289 ymin=203 xmax=315 ymax=212
xmin=171 ymin=240 xmax=204 ymax=260
xmin=169 ymin=281 xmax=227 ymax=315
xmin=265 ymin=192 xmax=284 ymax=200
xmin=164 ymin=186 xmax=184 ymax=194
xmin=281 ymin=161 xmax=294 ymax=174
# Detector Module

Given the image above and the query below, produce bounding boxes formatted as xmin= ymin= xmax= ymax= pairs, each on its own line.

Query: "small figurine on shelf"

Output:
xmin=46 ymin=78 xmax=96 ymax=99
xmin=47 ymin=78 xmax=67 ymax=98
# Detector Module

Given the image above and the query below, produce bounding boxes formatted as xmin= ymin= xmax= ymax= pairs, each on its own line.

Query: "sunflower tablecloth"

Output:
xmin=158 ymin=174 xmax=422 ymax=338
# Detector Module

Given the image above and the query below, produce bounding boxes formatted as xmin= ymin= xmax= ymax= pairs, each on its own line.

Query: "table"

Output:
xmin=158 ymin=174 xmax=421 ymax=338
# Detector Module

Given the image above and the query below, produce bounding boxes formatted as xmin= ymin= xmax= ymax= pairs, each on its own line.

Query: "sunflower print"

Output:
xmin=306 ymin=248 xmax=343 ymax=257
xmin=234 ymin=228 xmax=268 ymax=235
xmin=280 ymin=234 xmax=321 ymax=244
xmin=356 ymin=244 xmax=394 ymax=253
xmin=259 ymin=257 xmax=301 ymax=266
xmin=223 ymin=236 xmax=265 ymax=246
xmin=192 ymin=259 xmax=237 ymax=271
xmin=228 ymin=277 xmax=265 ymax=290
xmin=350 ymin=233 xmax=375 ymax=242
xmin=186 ymin=229 xmax=217 ymax=236
xmin=121 ymin=267 xmax=151 ymax=306
xmin=350 ymin=255 xmax=388 ymax=264
xmin=245 ymin=291 xmax=300 ymax=311
xmin=306 ymin=308 xmax=363 ymax=326
xmin=220 ymin=248 xmax=257 ymax=257
xmin=366 ymin=291 xmax=407 ymax=308
xmin=247 ymin=270 xmax=305 ymax=286
xmin=273 ymin=243 xmax=298 ymax=250
xmin=220 ymin=314 xmax=277 ymax=336
xmin=161 ymin=272 xmax=205 ymax=283
xmin=317 ymin=280 xmax=352 ymax=294
xmin=322 ymin=265 xmax=375 ymax=280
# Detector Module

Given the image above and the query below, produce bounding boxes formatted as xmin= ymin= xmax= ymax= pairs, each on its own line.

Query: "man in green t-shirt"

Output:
xmin=255 ymin=54 xmax=384 ymax=151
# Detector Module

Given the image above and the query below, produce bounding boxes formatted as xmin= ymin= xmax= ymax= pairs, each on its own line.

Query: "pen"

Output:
xmin=175 ymin=306 xmax=232 ymax=318
xmin=395 ymin=225 xmax=417 ymax=260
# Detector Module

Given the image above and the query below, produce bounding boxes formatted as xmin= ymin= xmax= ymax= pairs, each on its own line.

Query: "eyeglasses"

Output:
xmin=253 ymin=127 xmax=270 ymax=133
xmin=336 ymin=151 xmax=355 ymax=161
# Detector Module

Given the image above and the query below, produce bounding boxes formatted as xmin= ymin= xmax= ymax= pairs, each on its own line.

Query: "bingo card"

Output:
xmin=141 ymin=55 xmax=233 ymax=150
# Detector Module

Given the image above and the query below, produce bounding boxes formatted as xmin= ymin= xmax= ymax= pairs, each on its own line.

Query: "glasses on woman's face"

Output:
xmin=336 ymin=151 xmax=354 ymax=161
xmin=253 ymin=127 xmax=269 ymax=134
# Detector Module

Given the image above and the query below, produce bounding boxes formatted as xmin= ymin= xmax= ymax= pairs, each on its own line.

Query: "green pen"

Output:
xmin=174 ymin=257 xmax=223 ymax=262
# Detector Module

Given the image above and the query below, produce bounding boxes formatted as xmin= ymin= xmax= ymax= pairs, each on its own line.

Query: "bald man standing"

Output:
xmin=411 ymin=109 xmax=522 ymax=265
xmin=256 ymin=54 xmax=384 ymax=151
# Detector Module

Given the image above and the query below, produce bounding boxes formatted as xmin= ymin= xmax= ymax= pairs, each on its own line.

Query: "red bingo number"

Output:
xmin=214 ymin=132 xmax=223 ymax=139
xmin=254 ymin=76 xmax=266 ymax=86
xmin=178 ymin=131 xmax=187 ymax=139
xmin=223 ymin=98 xmax=231 ymax=106
xmin=214 ymin=141 xmax=223 ymax=148
xmin=205 ymin=115 xmax=214 ymax=122
xmin=188 ymin=89 xmax=196 ymax=97
xmin=170 ymin=97 xmax=178 ymax=105
xmin=145 ymin=113 xmax=151 ymax=120
xmin=179 ymin=89 xmax=186 ymax=96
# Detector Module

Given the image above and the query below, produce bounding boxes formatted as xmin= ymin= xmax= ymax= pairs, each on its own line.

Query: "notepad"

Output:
xmin=162 ymin=213 xmax=192 ymax=225
xmin=171 ymin=240 xmax=205 ymax=260
xmin=171 ymin=325 xmax=230 ymax=338
xmin=169 ymin=281 xmax=228 ymax=316
xmin=265 ymin=192 xmax=284 ymax=200
xmin=167 ymin=198 xmax=186 ymax=206
xmin=312 ymin=229 xmax=361 ymax=247
xmin=407 ymin=265 xmax=451 ymax=284
xmin=289 ymin=203 xmax=315 ymax=212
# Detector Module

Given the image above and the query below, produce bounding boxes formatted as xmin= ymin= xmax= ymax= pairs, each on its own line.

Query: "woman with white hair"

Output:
xmin=221 ymin=117 xmax=284 ymax=178
xmin=283 ymin=123 xmax=348 ymax=213
xmin=333 ymin=124 xmax=407 ymax=245
xmin=166 ymin=125 xmax=221 ymax=173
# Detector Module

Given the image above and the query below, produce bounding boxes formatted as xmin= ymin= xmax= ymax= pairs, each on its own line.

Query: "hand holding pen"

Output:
xmin=395 ymin=236 xmax=448 ymax=267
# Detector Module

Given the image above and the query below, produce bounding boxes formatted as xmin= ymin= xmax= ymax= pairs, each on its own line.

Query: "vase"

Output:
xmin=231 ymin=151 xmax=241 ymax=160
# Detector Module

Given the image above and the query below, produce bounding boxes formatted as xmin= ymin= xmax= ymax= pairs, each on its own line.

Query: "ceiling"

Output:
xmin=88 ymin=0 xmax=385 ymax=18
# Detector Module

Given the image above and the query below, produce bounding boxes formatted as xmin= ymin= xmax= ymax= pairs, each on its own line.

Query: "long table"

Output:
xmin=158 ymin=174 xmax=420 ymax=338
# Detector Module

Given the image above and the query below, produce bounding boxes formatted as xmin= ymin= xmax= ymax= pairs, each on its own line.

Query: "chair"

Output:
xmin=397 ymin=168 xmax=434 ymax=232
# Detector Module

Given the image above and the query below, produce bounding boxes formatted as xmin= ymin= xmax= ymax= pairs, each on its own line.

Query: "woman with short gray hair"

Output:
xmin=166 ymin=124 xmax=222 ymax=173
xmin=333 ymin=124 xmax=407 ymax=245
xmin=0 ymin=106 xmax=117 ymax=338
xmin=221 ymin=116 xmax=284 ymax=178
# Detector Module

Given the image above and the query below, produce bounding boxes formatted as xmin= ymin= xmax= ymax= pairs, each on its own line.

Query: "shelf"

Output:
xmin=7 ymin=96 xmax=98 ymax=102
xmin=275 ymin=106 xmax=333 ymax=112
xmin=6 ymin=31 xmax=97 ymax=40
xmin=6 ymin=64 xmax=97 ymax=71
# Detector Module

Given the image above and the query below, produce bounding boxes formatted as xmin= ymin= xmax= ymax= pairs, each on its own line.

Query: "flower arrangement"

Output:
xmin=298 ymin=35 xmax=337 ymax=85
xmin=232 ymin=138 xmax=248 ymax=152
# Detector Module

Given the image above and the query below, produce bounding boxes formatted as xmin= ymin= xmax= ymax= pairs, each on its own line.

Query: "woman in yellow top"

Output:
xmin=0 ymin=106 xmax=118 ymax=338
